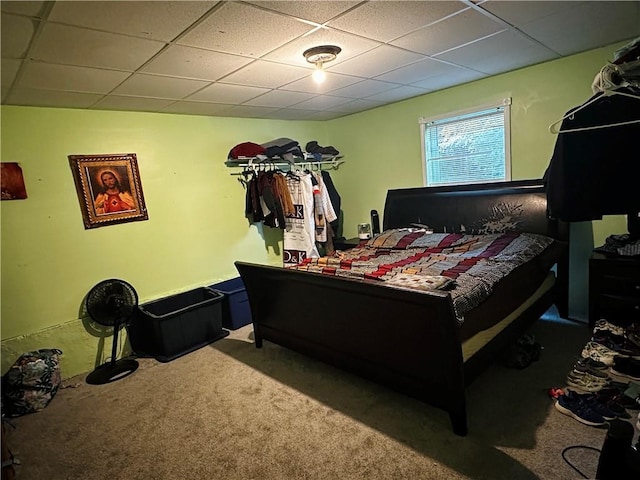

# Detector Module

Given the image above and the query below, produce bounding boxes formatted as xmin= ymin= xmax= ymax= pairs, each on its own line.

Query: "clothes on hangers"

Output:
xmin=544 ymin=86 xmax=640 ymax=222
xmin=321 ymin=170 xmax=342 ymax=235
xmin=283 ymin=172 xmax=319 ymax=266
xmin=241 ymin=165 xmax=341 ymax=264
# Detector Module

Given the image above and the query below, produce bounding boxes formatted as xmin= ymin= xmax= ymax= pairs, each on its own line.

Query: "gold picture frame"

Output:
xmin=69 ymin=153 xmax=149 ymax=229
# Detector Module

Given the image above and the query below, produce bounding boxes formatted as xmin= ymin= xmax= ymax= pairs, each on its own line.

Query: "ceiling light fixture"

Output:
xmin=303 ymin=45 xmax=341 ymax=84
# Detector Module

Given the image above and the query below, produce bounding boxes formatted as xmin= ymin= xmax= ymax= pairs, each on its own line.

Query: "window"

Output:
xmin=419 ymin=99 xmax=511 ymax=187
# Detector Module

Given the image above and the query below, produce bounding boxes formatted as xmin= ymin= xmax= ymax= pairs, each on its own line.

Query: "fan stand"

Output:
xmin=86 ymin=316 xmax=139 ymax=385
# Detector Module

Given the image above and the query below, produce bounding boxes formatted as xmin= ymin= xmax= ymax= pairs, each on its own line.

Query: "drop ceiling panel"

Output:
xmin=327 ymin=1 xmax=467 ymax=43
xmin=288 ymin=94 xmax=355 ymax=111
xmin=374 ymin=57 xmax=467 ymax=84
xmin=435 ymin=30 xmax=559 ymax=75
xmin=279 ymin=71 xmax=362 ymax=94
xmin=410 ymin=67 xmax=487 ymax=90
xmin=329 ymin=79 xmax=399 ymax=99
xmin=220 ymin=60 xmax=310 ymax=89
xmin=31 ymin=23 xmax=165 ymax=71
xmin=243 ymin=90 xmax=315 ymax=108
xmin=1 ymin=14 xmax=37 ymax=58
xmin=511 ymin=2 xmax=640 ymax=56
xmin=48 ymin=1 xmax=217 ymax=42
xmin=327 ymin=98 xmax=385 ymax=113
xmin=176 ymin=2 xmax=315 ymax=57
xmin=391 ymin=8 xmax=507 ymax=55
xmin=112 ymin=73 xmax=210 ymax=99
xmin=479 ymin=1 xmax=577 ymax=26
xmin=19 ymin=63 xmax=131 ymax=93
xmin=327 ymin=45 xmax=425 ymax=78
xmin=246 ymin=1 xmax=361 ymax=24
xmin=1 ymin=1 xmax=47 ymax=16
xmin=93 ymin=95 xmax=175 ymax=112
xmin=186 ymin=83 xmax=269 ymax=104
xmin=141 ymin=45 xmax=254 ymax=81
xmin=365 ymin=85 xmax=431 ymax=103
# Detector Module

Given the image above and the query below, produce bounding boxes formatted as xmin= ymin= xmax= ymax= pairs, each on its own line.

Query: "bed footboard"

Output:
xmin=235 ymin=260 xmax=470 ymax=435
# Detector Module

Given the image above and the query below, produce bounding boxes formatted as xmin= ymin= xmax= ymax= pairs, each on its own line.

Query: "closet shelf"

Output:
xmin=226 ymin=154 xmax=344 ymax=174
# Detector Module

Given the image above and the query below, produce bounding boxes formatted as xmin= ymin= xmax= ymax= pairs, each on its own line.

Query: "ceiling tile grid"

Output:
xmin=1 ymin=0 xmax=638 ymax=120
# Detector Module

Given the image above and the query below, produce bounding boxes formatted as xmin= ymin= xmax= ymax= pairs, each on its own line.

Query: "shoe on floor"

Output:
xmin=575 ymin=356 xmax=608 ymax=371
xmin=610 ymin=356 xmax=640 ymax=381
xmin=594 ymin=319 xmax=627 ymax=336
xmin=555 ymin=393 xmax=607 ymax=426
xmin=566 ymin=369 xmax=610 ymax=393
xmin=564 ymin=390 xmax=621 ymax=420
xmin=581 ymin=341 xmax=619 ymax=366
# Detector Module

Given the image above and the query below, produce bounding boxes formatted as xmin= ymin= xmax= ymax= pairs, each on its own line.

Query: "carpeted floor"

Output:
xmin=3 ymin=309 xmax=638 ymax=480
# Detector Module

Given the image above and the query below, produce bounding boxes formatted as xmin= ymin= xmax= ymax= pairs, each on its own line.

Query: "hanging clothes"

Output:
xmin=283 ymin=172 xmax=319 ymax=266
xmin=544 ymin=86 xmax=640 ymax=222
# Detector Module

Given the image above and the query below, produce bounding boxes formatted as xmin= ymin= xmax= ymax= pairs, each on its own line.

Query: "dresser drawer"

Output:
xmin=597 ymin=293 xmax=640 ymax=321
xmin=600 ymin=273 xmax=640 ymax=297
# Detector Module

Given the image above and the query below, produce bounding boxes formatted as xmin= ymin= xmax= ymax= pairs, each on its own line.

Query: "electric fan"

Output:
xmin=85 ymin=279 xmax=139 ymax=385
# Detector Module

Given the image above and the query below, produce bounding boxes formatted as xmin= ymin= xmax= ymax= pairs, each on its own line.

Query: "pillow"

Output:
xmin=365 ymin=228 xmax=446 ymax=250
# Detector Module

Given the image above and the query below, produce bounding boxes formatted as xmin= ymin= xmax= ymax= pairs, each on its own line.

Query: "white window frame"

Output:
xmin=419 ymin=98 xmax=512 ymax=187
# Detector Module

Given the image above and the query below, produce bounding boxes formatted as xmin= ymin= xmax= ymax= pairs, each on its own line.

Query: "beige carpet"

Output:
xmin=3 ymin=312 xmax=634 ymax=480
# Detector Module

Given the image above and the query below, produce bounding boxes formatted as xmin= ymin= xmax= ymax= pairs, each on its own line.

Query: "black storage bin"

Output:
xmin=210 ymin=277 xmax=252 ymax=330
xmin=131 ymin=287 xmax=228 ymax=362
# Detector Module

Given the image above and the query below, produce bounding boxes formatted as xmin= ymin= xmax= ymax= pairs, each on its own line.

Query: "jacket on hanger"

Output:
xmin=544 ymin=87 xmax=640 ymax=222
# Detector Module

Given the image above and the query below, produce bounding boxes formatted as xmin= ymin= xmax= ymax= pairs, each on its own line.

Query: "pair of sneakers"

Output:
xmin=592 ymin=330 xmax=640 ymax=359
xmin=581 ymin=341 xmax=618 ymax=367
xmin=555 ymin=390 xmax=617 ymax=426
xmin=566 ymin=369 xmax=610 ymax=393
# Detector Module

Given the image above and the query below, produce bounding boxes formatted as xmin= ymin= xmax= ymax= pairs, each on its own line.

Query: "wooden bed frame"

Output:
xmin=235 ymin=179 xmax=569 ymax=436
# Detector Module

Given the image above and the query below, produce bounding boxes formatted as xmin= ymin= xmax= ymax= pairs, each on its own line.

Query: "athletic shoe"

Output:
xmin=594 ymin=388 xmax=635 ymax=416
xmin=610 ymin=357 xmax=640 ymax=381
xmin=594 ymin=319 xmax=626 ymax=336
xmin=566 ymin=371 xmax=609 ymax=393
xmin=626 ymin=332 xmax=640 ymax=350
xmin=592 ymin=331 xmax=640 ymax=358
xmin=573 ymin=362 xmax=610 ymax=379
xmin=581 ymin=341 xmax=619 ymax=366
xmin=555 ymin=393 xmax=607 ymax=426
xmin=575 ymin=356 xmax=609 ymax=371
xmin=565 ymin=391 xmax=620 ymax=420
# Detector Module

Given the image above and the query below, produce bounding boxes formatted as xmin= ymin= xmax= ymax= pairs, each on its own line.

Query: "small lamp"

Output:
xmin=303 ymin=45 xmax=341 ymax=84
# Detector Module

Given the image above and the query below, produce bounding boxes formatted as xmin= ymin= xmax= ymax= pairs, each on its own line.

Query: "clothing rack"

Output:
xmin=227 ymin=155 xmax=344 ymax=175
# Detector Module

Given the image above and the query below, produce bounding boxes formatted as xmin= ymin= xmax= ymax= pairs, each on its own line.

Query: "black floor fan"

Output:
xmin=85 ymin=279 xmax=139 ymax=385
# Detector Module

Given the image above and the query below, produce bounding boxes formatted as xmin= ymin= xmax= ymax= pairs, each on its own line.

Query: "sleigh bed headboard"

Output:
xmin=383 ymin=179 xmax=563 ymax=239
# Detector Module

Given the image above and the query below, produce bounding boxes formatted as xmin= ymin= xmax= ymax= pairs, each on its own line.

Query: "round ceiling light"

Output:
xmin=303 ymin=45 xmax=342 ymax=65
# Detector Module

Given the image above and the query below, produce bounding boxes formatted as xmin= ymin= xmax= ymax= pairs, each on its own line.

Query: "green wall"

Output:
xmin=1 ymin=41 xmax=628 ymax=378
xmin=0 ymin=108 xmax=329 ymax=377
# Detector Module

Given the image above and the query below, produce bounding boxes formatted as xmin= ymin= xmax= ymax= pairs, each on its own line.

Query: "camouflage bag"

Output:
xmin=1 ymin=349 xmax=63 ymax=417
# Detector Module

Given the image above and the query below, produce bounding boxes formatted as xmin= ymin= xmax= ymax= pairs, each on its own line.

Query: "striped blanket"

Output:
xmin=290 ymin=229 xmax=554 ymax=322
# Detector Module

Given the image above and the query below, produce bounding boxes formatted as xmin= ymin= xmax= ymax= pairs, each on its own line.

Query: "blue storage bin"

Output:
xmin=210 ymin=277 xmax=252 ymax=330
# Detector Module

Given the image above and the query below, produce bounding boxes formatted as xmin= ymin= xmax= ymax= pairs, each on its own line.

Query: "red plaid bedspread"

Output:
xmin=290 ymin=229 xmax=554 ymax=322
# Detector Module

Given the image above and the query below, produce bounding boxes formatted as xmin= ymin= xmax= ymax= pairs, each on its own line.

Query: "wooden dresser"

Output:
xmin=588 ymin=252 xmax=640 ymax=328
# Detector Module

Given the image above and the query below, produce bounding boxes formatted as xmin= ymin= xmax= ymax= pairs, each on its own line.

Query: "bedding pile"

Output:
xmin=290 ymin=228 xmax=555 ymax=322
